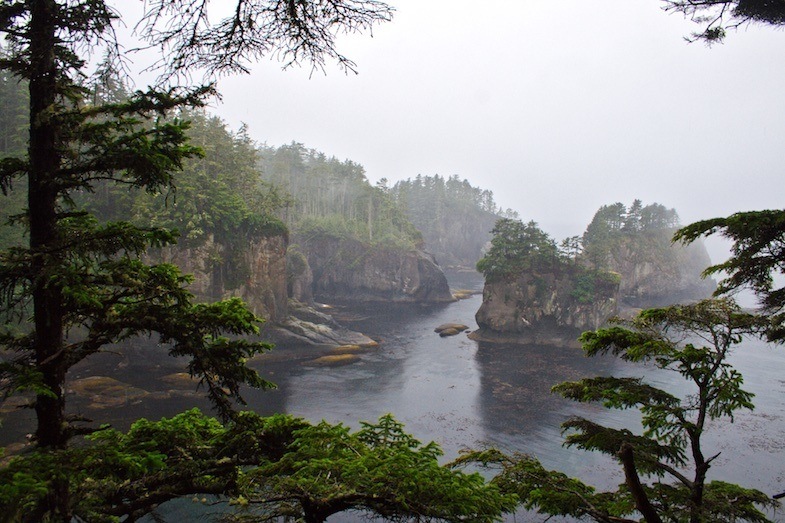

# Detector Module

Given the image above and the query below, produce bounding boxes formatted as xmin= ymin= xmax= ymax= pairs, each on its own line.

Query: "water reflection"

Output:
xmin=3 ymin=271 xmax=784 ymax=522
xmin=283 ymin=298 xmax=486 ymax=457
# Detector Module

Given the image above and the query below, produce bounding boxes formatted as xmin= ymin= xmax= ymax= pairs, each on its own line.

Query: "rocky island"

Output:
xmin=472 ymin=201 xmax=715 ymax=345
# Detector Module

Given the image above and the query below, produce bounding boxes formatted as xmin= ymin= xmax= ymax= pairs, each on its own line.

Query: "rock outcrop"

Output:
xmin=295 ymin=234 xmax=454 ymax=303
xmin=152 ymin=232 xmax=289 ymax=323
xmin=472 ymin=268 xmax=619 ymax=345
xmin=263 ymin=301 xmax=378 ymax=348
xmin=608 ymin=233 xmax=715 ymax=307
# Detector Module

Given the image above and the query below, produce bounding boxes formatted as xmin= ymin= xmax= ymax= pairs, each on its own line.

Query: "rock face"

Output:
xmin=295 ymin=234 xmax=454 ymax=303
xmin=608 ymin=234 xmax=715 ymax=307
xmin=287 ymin=246 xmax=315 ymax=305
xmin=263 ymin=301 xmax=378 ymax=348
xmin=152 ymin=233 xmax=289 ymax=323
xmin=473 ymin=269 xmax=619 ymax=345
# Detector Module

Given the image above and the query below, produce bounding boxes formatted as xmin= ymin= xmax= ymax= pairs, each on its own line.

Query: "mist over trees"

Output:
xmin=1 ymin=1 xmax=784 ymax=522
xmin=582 ymin=199 xmax=680 ymax=269
xmin=389 ymin=174 xmax=518 ymax=268
xmin=257 ymin=142 xmax=422 ymax=250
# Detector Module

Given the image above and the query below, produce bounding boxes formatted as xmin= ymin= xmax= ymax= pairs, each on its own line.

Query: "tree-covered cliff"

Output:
xmin=257 ymin=142 xmax=422 ymax=250
xmin=583 ymin=199 xmax=715 ymax=306
xmin=389 ymin=174 xmax=518 ymax=268
xmin=256 ymin=143 xmax=453 ymax=303
xmin=74 ymin=107 xmax=291 ymax=321
xmin=472 ymin=201 xmax=715 ymax=342
xmin=473 ymin=219 xmax=620 ymax=344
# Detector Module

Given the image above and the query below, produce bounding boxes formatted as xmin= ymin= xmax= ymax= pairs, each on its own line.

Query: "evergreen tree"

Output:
xmin=0 ymin=409 xmax=516 ymax=522
xmin=675 ymin=209 xmax=785 ymax=343
xmin=662 ymin=0 xmax=785 ymax=43
xmin=476 ymin=219 xmax=560 ymax=281
xmin=0 ymin=0 xmax=392 ymax=519
xmin=464 ymin=299 xmax=776 ymax=523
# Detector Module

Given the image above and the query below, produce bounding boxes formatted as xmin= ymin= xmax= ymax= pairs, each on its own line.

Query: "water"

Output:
xmin=3 ymin=271 xmax=784 ymax=521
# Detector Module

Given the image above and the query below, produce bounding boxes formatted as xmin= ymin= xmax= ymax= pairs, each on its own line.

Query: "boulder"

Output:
xmin=434 ymin=323 xmax=470 ymax=335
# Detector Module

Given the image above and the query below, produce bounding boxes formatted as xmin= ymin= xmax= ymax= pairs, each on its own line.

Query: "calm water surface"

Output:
xmin=3 ymin=272 xmax=784 ymax=522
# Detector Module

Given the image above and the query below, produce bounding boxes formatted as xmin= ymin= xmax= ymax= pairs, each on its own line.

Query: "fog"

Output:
xmin=204 ymin=0 xmax=785 ymax=249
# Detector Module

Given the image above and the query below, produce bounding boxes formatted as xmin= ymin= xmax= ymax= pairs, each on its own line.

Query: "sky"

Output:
xmin=125 ymin=0 xmax=785 ymax=255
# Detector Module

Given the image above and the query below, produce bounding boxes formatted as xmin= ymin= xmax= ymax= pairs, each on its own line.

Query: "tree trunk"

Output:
xmin=619 ymin=443 xmax=662 ymax=523
xmin=28 ymin=0 xmax=70 ymax=519
xmin=301 ymin=500 xmax=329 ymax=523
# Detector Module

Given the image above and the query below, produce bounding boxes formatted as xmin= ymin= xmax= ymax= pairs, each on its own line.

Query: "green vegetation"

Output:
xmin=675 ymin=209 xmax=785 ymax=343
xmin=570 ymin=269 xmax=622 ymax=304
xmin=0 ymin=409 xmax=515 ymax=522
xmin=82 ymin=108 xmax=289 ymax=293
xmin=257 ymin=142 xmax=422 ymax=250
xmin=476 ymin=219 xmax=561 ymax=282
xmin=583 ymin=199 xmax=680 ymax=270
xmin=389 ymin=174 xmax=517 ymax=267
xmin=477 ymin=218 xmax=619 ymax=304
xmin=464 ymin=299 xmax=775 ymax=522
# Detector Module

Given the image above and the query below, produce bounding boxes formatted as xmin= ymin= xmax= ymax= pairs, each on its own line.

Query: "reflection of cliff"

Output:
xmin=472 ymin=267 xmax=619 ymax=345
xmin=474 ymin=341 xmax=618 ymax=437
xmin=293 ymin=233 xmax=455 ymax=304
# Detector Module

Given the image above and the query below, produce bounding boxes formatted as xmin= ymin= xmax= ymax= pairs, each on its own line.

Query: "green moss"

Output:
xmin=571 ymin=269 xmax=620 ymax=303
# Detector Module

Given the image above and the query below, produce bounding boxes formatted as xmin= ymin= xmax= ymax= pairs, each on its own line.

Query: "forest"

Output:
xmin=2 ymin=1 xmax=785 ymax=523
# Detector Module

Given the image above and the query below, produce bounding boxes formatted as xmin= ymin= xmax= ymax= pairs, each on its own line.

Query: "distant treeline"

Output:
xmin=389 ymin=174 xmax=517 ymax=267
xmin=256 ymin=142 xmax=422 ymax=250
xmin=0 ymin=74 xmax=511 ymax=272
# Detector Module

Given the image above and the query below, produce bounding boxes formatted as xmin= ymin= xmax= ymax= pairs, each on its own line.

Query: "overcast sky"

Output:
xmin=164 ymin=1 xmax=784 ymax=252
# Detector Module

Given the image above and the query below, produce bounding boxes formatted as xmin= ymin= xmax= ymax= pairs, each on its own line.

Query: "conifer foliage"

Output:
xmin=462 ymin=299 xmax=776 ymax=522
xmin=0 ymin=0 xmax=393 ymax=519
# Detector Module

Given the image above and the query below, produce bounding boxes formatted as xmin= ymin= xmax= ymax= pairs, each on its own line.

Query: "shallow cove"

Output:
xmin=3 ymin=272 xmax=784 ymax=522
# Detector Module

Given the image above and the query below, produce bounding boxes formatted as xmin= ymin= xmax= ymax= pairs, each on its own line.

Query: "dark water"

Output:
xmin=3 ymin=271 xmax=784 ymax=522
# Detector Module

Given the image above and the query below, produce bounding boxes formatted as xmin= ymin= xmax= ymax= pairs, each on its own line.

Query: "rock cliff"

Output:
xmin=151 ymin=232 xmax=289 ymax=323
xmin=607 ymin=232 xmax=715 ymax=307
xmin=472 ymin=268 xmax=619 ymax=345
xmin=294 ymin=234 xmax=455 ymax=303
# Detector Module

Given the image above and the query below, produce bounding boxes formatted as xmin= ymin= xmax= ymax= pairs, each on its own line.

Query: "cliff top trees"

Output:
xmin=257 ymin=142 xmax=422 ymax=249
xmin=0 ymin=0 xmax=392 ymax=519
xmin=389 ymin=174 xmax=516 ymax=267
xmin=476 ymin=219 xmax=560 ymax=281
xmin=583 ymin=200 xmax=680 ymax=270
